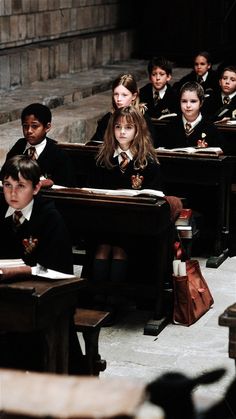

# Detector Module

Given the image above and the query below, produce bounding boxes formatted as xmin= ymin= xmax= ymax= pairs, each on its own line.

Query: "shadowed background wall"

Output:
xmin=0 ymin=0 xmax=235 ymax=90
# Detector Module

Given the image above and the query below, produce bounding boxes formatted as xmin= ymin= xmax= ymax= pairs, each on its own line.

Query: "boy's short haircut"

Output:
xmin=220 ymin=65 xmax=236 ymax=78
xmin=2 ymin=155 xmax=41 ymax=187
xmin=193 ymin=50 xmax=212 ymax=64
xmin=21 ymin=103 xmax=52 ymax=126
xmin=180 ymin=81 xmax=205 ymax=104
xmin=147 ymin=57 xmax=173 ymax=76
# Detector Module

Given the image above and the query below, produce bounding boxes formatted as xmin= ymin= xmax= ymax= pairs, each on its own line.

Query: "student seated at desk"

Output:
xmin=203 ymin=65 xmax=236 ymax=122
xmin=161 ymin=82 xmax=223 ymax=149
xmin=139 ymin=56 xmax=179 ymax=120
xmin=0 ymin=103 xmax=76 ymax=187
xmin=85 ymin=106 xmax=182 ymax=313
xmin=0 ymin=155 xmax=73 ymax=274
xmin=173 ymin=51 xmax=219 ymax=98
xmin=0 ymin=155 xmax=84 ymax=373
xmin=89 ymin=73 xmax=155 ymax=144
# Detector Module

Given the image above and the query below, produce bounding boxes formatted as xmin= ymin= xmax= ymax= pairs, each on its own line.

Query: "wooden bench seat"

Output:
xmin=74 ymin=308 xmax=110 ymax=376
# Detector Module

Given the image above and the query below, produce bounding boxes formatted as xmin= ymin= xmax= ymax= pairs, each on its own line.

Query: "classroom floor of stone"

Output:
xmin=76 ymin=256 xmax=236 ymax=412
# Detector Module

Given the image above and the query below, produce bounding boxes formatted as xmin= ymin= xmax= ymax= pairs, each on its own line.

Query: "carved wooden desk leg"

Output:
xmin=219 ymin=303 xmax=236 ymax=371
xmin=74 ymin=308 xmax=110 ymax=376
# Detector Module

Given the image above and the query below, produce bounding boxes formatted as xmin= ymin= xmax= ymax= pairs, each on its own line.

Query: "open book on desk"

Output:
xmin=152 ymin=113 xmax=177 ymax=123
xmin=81 ymin=187 xmax=165 ymax=198
xmin=156 ymin=146 xmax=223 ymax=156
xmin=0 ymin=259 xmax=26 ymax=268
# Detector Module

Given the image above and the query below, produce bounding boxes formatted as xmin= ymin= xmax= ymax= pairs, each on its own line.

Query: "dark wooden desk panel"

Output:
xmin=215 ymin=122 xmax=236 ymax=133
xmin=156 ymin=152 xmax=235 ymax=267
xmin=0 ymin=276 xmax=86 ymax=373
xmin=214 ymin=123 xmax=236 ymax=156
xmin=42 ymin=188 xmax=173 ymax=336
xmin=58 ymin=142 xmax=98 ymax=187
xmin=57 ymin=142 xmax=235 ymax=267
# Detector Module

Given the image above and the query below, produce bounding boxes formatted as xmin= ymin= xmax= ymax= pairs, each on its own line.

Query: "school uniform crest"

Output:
xmin=131 ymin=174 xmax=144 ymax=189
xmin=197 ymin=132 xmax=208 ymax=148
xmin=22 ymin=236 xmax=38 ymax=255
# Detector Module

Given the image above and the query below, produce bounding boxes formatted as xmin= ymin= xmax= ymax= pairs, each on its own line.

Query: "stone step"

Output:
xmin=0 ymin=59 xmax=149 ymax=125
xmin=0 ymin=60 xmax=188 ymax=166
xmin=0 ymin=58 xmax=149 ymax=165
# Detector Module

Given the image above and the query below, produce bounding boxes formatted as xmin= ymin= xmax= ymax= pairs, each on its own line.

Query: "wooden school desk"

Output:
xmin=0 ymin=368 xmax=146 ymax=419
xmin=156 ymin=151 xmax=235 ymax=268
xmin=57 ymin=142 xmax=235 ymax=267
xmin=42 ymin=188 xmax=173 ymax=336
xmin=0 ymin=275 xmax=86 ymax=373
xmin=214 ymin=122 xmax=236 ymax=156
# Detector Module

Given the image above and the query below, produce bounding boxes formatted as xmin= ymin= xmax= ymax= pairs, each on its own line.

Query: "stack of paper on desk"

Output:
xmin=31 ymin=265 xmax=76 ymax=280
xmin=81 ymin=187 xmax=165 ymax=197
xmin=156 ymin=147 xmax=223 ymax=155
xmin=0 ymin=259 xmax=26 ymax=268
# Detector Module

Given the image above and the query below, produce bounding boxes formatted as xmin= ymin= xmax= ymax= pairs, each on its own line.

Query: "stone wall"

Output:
xmin=0 ymin=0 xmax=135 ymax=90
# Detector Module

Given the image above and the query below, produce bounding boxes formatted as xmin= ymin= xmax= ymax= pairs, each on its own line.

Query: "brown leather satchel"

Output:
xmin=173 ymin=259 xmax=214 ymax=326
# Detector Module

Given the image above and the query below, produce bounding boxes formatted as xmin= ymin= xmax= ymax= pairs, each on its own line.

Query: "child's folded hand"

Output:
xmin=39 ymin=177 xmax=54 ymax=189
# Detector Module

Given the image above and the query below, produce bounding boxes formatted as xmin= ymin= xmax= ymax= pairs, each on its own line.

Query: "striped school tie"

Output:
xmin=13 ymin=210 xmax=23 ymax=227
xmin=27 ymin=146 xmax=37 ymax=160
xmin=185 ymin=122 xmax=192 ymax=135
xmin=223 ymin=96 xmax=230 ymax=105
xmin=119 ymin=152 xmax=129 ymax=173
xmin=154 ymin=91 xmax=160 ymax=106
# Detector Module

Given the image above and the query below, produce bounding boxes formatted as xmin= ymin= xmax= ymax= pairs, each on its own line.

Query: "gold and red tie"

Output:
xmin=119 ymin=152 xmax=129 ymax=173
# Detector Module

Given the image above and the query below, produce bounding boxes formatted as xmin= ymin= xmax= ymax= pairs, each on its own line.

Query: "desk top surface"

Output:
xmin=0 ymin=276 xmax=85 ymax=298
xmin=0 ymin=368 xmax=145 ymax=418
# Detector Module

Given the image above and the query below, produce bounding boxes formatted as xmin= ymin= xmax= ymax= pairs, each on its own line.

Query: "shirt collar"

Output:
xmin=24 ymin=138 xmax=47 ymax=156
xmin=114 ymin=147 xmax=133 ymax=161
xmin=221 ymin=92 xmax=236 ymax=101
xmin=182 ymin=113 xmax=202 ymax=129
xmin=202 ymin=72 xmax=208 ymax=82
xmin=5 ymin=199 xmax=34 ymax=221
xmin=153 ymin=85 xmax=167 ymax=99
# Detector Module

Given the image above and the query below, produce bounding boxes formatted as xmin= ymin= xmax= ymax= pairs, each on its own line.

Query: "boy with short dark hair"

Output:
xmin=140 ymin=56 xmax=179 ymax=119
xmin=1 ymin=103 xmax=76 ymax=187
xmin=203 ymin=65 xmax=236 ymax=122
xmin=0 ymin=154 xmax=74 ymax=274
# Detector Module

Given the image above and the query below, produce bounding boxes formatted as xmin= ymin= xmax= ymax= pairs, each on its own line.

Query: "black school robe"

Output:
xmin=89 ymin=156 xmax=163 ymax=191
xmin=173 ymin=69 xmax=219 ymax=97
xmin=1 ymin=137 xmax=76 ymax=187
xmin=161 ymin=116 xmax=223 ymax=149
xmin=203 ymin=91 xmax=236 ymax=122
xmin=0 ymin=194 xmax=73 ymax=274
xmin=139 ymin=83 xmax=179 ymax=119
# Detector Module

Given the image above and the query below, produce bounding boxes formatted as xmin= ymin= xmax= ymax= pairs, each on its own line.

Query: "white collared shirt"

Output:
xmin=5 ymin=199 xmax=34 ymax=224
xmin=114 ymin=147 xmax=133 ymax=165
xmin=221 ymin=92 xmax=236 ymax=103
xmin=24 ymin=138 xmax=47 ymax=158
xmin=201 ymin=72 xmax=208 ymax=82
xmin=182 ymin=113 xmax=202 ymax=130
xmin=153 ymin=85 xmax=167 ymax=100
